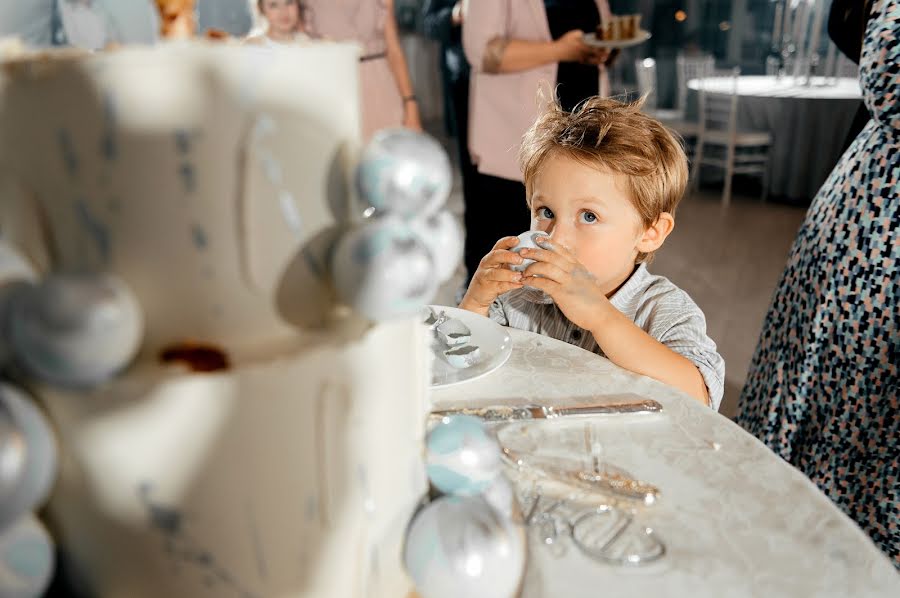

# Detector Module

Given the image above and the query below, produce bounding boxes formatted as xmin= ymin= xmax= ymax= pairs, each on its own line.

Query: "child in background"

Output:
xmin=460 ymin=95 xmax=725 ymax=409
xmin=245 ymin=0 xmax=307 ymax=45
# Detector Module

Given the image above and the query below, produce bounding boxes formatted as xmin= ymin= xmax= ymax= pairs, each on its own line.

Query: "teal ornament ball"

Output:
xmin=404 ymin=495 xmax=526 ymax=598
xmin=0 ymin=514 xmax=55 ymax=598
xmin=0 ymin=384 xmax=58 ymax=530
xmin=426 ymin=415 xmax=501 ymax=496
xmin=355 ymin=129 xmax=452 ymax=219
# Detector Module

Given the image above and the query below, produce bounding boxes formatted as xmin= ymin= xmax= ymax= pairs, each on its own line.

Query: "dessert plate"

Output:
xmin=583 ymin=30 xmax=651 ymax=49
xmin=427 ymin=306 xmax=513 ymax=389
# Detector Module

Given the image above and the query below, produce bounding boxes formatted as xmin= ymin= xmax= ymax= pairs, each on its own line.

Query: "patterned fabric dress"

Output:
xmin=736 ymin=0 xmax=899 ymax=568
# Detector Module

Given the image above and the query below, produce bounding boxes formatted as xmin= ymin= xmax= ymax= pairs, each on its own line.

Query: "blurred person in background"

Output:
xmin=245 ymin=0 xmax=307 ymax=45
xmin=423 ymin=0 xmax=473 ymax=281
xmin=55 ymin=0 xmax=160 ymax=49
xmin=423 ymin=1 xmax=470 ymax=156
xmin=828 ymin=0 xmax=875 ymax=152
xmin=736 ymin=0 xmax=899 ymax=568
xmin=303 ymin=0 xmax=421 ymax=139
xmin=0 ymin=0 xmax=56 ymax=48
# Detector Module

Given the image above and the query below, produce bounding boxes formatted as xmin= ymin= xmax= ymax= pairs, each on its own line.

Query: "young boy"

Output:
xmin=459 ymin=95 xmax=725 ymax=409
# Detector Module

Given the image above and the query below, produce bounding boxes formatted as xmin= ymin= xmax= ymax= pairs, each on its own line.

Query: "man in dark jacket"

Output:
xmin=422 ymin=1 xmax=475 ymax=283
xmin=828 ymin=0 xmax=874 ymax=152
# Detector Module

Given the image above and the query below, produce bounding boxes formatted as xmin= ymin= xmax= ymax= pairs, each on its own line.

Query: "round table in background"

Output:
xmin=432 ymin=327 xmax=899 ymax=597
xmin=688 ymin=76 xmax=864 ymax=203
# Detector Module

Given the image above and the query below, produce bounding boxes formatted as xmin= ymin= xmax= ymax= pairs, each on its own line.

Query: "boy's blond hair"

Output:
xmin=519 ymin=95 xmax=689 ymax=263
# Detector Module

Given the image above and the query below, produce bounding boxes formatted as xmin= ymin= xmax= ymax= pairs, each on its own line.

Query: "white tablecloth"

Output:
xmin=687 ymin=76 xmax=864 ymax=202
xmin=431 ymin=328 xmax=899 ymax=597
xmin=689 ymin=75 xmax=862 ymax=99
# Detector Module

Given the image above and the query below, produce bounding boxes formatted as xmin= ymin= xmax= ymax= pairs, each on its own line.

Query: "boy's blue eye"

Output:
xmin=536 ymin=206 xmax=554 ymax=219
xmin=580 ymin=211 xmax=598 ymax=224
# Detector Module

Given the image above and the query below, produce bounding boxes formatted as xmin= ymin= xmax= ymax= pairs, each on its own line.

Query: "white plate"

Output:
xmin=427 ymin=305 xmax=512 ymax=388
xmin=583 ymin=30 xmax=651 ymax=49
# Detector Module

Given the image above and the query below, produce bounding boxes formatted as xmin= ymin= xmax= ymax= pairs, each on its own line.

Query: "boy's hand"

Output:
xmin=459 ymin=237 xmax=525 ymax=315
xmin=519 ymin=239 xmax=610 ymax=331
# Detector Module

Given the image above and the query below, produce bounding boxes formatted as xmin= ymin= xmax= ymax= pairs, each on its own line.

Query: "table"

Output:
xmin=432 ymin=328 xmax=900 ymax=597
xmin=687 ymin=76 xmax=863 ymax=203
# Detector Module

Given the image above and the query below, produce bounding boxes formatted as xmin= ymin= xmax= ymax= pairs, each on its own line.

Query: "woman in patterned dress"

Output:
xmin=736 ymin=0 xmax=899 ymax=568
xmin=301 ymin=0 xmax=421 ymax=140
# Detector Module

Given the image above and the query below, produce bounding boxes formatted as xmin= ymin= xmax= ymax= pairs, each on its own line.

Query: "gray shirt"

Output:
xmin=489 ymin=264 xmax=726 ymax=410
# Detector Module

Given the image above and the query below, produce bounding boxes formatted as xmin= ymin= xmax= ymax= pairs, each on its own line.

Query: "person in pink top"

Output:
xmin=461 ymin=0 xmax=614 ymax=281
xmin=302 ymin=0 xmax=421 ymax=140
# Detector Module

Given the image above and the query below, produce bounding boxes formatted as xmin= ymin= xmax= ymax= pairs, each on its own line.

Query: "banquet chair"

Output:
xmin=691 ymin=67 xmax=772 ymax=207
xmin=675 ymin=54 xmax=715 ymax=117
xmin=634 ymin=58 xmax=682 ymax=121
xmin=634 ymin=57 xmax=707 ymax=162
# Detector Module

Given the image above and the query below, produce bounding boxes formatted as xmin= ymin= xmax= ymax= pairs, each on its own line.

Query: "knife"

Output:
xmin=430 ymin=397 xmax=663 ymax=422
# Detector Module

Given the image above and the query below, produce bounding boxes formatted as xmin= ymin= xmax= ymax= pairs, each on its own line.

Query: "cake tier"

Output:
xmin=34 ymin=319 xmax=428 ymax=598
xmin=0 ymin=42 xmax=362 ymax=358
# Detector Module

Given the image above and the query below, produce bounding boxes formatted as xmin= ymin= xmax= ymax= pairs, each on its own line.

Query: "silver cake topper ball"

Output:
xmin=0 ymin=384 xmax=58 ymax=531
xmin=355 ymin=128 xmax=453 ymax=219
xmin=404 ymin=495 xmax=526 ymax=598
xmin=8 ymin=272 xmax=143 ymax=388
xmin=331 ymin=218 xmax=438 ymax=321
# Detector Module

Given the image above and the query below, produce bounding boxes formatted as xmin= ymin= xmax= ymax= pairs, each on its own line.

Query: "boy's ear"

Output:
xmin=636 ymin=212 xmax=675 ymax=254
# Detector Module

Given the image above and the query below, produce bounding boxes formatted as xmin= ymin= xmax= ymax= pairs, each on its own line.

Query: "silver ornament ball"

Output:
xmin=8 ymin=272 xmax=144 ymax=388
xmin=355 ymin=128 xmax=452 ymax=219
xmin=404 ymin=494 xmax=526 ymax=598
xmin=410 ymin=210 xmax=464 ymax=284
xmin=0 ymin=384 xmax=58 ymax=531
xmin=331 ymin=218 xmax=438 ymax=321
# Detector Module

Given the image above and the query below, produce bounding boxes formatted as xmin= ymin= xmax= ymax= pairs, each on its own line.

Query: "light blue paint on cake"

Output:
xmin=192 ymin=226 xmax=208 ymax=251
xmin=75 ymin=199 xmax=111 ymax=263
xmin=57 ymin=129 xmax=79 ymax=177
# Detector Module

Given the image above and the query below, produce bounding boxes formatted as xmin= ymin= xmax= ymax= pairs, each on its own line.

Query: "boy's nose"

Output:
xmin=549 ymin=225 xmax=574 ymax=250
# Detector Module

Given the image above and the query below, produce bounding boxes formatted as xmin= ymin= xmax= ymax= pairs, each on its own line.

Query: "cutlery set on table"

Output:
xmin=430 ymin=393 xmax=668 ymax=568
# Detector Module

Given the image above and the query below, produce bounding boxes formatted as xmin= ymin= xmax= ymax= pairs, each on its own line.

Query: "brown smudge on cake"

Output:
xmin=160 ymin=342 xmax=231 ymax=372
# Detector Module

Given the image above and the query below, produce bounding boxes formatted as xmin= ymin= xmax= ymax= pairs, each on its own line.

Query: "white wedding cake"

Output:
xmin=0 ymin=41 xmax=438 ymax=598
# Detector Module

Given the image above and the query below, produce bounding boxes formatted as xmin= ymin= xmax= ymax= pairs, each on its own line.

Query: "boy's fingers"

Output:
xmin=485 ymin=268 xmax=523 ymax=284
xmin=524 ymin=261 xmax=569 ymax=283
xmin=532 ymin=238 xmax=577 ymax=263
xmin=520 ymin=275 xmax=555 ymax=295
xmin=493 ymin=236 xmax=520 ymax=250
xmin=519 ymin=247 xmax=571 ymax=269
xmin=481 ymin=249 xmax=524 ymax=268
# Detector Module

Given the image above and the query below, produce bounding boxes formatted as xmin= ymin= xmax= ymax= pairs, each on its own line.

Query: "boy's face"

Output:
xmin=526 ymin=152 xmax=666 ymax=297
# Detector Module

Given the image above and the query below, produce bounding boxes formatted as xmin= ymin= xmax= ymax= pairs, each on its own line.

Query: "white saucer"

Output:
xmin=427 ymin=305 xmax=513 ymax=389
